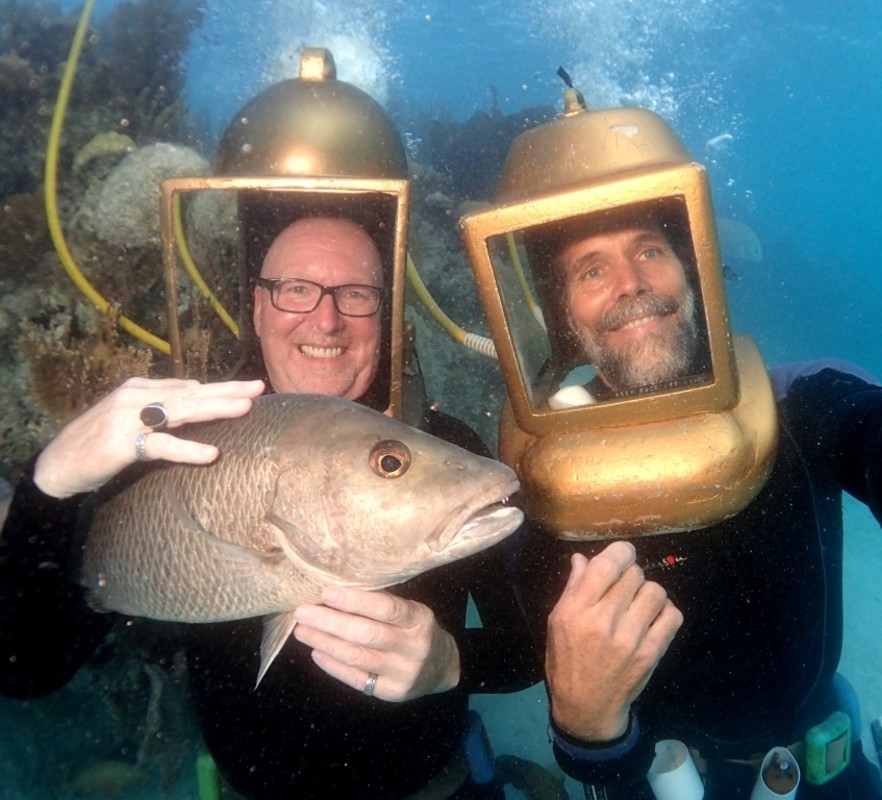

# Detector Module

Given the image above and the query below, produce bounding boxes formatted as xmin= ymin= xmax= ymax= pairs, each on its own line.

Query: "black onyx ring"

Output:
xmin=139 ymin=402 xmax=169 ymax=430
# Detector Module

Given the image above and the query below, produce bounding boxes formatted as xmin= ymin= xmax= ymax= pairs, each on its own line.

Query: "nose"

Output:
xmin=611 ymin=257 xmax=652 ymax=299
xmin=308 ymin=292 xmax=345 ymax=332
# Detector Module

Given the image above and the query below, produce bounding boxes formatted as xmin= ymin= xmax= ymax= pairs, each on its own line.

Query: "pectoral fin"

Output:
xmin=257 ymin=611 xmax=299 ymax=687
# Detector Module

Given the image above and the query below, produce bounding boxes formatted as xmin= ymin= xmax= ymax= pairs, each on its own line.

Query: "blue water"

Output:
xmin=52 ymin=0 xmax=882 ymax=383
xmin=166 ymin=0 xmax=882 ymax=376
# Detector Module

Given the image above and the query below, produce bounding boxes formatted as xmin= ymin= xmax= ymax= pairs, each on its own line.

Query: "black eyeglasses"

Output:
xmin=256 ymin=277 xmax=384 ymax=317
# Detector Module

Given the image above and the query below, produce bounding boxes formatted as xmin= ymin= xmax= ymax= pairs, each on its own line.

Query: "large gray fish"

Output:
xmin=78 ymin=394 xmax=523 ymax=684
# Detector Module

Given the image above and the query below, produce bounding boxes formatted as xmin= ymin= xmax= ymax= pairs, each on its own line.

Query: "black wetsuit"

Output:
xmin=0 ymin=409 xmax=539 ymax=799
xmin=519 ymin=361 xmax=882 ymax=799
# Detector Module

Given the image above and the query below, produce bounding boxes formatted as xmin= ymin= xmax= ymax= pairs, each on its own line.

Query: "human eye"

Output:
xmin=340 ymin=285 xmax=376 ymax=306
xmin=280 ymin=279 xmax=312 ymax=297
xmin=574 ymin=262 xmax=603 ymax=283
xmin=635 ymin=236 xmax=670 ymax=261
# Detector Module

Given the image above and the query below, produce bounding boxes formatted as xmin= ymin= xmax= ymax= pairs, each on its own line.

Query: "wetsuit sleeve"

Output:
xmin=0 ymin=459 xmax=115 ymax=699
xmin=781 ymin=366 xmax=882 ymax=522
xmin=550 ymin=712 xmax=656 ymax=793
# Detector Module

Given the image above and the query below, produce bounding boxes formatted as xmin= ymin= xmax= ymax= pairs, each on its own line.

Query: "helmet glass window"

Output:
xmin=486 ymin=197 xmax=713 ymax=412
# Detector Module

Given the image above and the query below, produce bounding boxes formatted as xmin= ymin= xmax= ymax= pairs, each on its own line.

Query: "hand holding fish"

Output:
xmin=545 ymin=543 xmax=682 ymax=741
xmin=293 ymin=585 xmax=461 ymax=701
xmin=34 ymin=377 xmax=265 ymax=498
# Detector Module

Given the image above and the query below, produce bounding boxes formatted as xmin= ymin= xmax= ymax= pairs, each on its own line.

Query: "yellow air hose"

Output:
xmin=172 ymin=194 xmax=240 ymax=338
xmin=406 ymin=253 xmax=497 ymax=358
xmin=44 ymin=0 xmax=171 ymax=354
xmin=45 ymin=2 xmax=241 ymax=352
xmin=506 ymin=232 xmax=545 ymax=330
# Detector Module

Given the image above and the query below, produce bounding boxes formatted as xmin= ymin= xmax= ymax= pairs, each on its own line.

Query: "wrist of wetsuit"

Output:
xmin=0 ymin=457 xmax=114 ymax=699
xmin=1 ymin=456 xmax=84 ymax=566
xmin=550 ymin=710 xmax=656 ymax=788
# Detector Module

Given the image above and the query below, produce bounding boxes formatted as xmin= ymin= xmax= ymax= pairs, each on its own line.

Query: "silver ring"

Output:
xmin=135 ymin=432 xmax=151 ymax=462
xmin=362 ymin=672 xmax=378 ymax=697
xmin=139 ymin=402 xmax=168 ymax=430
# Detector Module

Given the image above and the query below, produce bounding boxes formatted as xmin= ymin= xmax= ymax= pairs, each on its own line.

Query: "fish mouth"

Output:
xmin=426 ymin=478 xmax=523 ymax=554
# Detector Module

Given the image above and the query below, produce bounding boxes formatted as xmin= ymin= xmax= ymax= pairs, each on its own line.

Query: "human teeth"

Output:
xmin=619 ymin=315 xmax=655 ymax=330
xmin=301 ymin=345 xmax=343 ymax=358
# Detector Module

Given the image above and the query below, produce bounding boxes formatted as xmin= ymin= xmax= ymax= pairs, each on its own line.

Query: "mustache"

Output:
xmin=597 ymin=293 xmax=681 ymax=334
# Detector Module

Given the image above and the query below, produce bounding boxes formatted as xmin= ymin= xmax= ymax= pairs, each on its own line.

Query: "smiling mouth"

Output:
xmin=300 ymin=345 xmax=344 ymax=359
xmin=600 ymin=294 xmax=680 ymax=335
xmin=612 ymin=313 xmax=669 ymax=332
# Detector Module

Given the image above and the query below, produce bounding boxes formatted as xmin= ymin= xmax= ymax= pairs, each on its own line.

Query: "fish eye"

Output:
xmin=369 ymin=440 xmax=412 ymax=478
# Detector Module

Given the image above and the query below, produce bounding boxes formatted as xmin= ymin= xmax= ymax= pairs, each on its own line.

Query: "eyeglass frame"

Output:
xmin=255 ymin=276 xmax=386 ymax=318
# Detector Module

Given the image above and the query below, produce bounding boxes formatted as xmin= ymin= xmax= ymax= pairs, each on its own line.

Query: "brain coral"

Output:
xmin=94 ymin=143 xmax=209 ymax=249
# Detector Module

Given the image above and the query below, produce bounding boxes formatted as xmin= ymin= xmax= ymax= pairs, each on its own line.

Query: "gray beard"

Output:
xmin=577 ymin=288 xmax=699 ymax=391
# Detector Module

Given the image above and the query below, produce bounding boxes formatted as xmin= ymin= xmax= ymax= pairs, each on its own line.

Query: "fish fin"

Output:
xmin=257 ymin=612 xmax=298 ymax=687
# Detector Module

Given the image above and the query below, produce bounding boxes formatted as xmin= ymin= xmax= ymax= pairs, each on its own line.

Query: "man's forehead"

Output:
xmin=572 ymin=219 xmax=667 ymax=247
xmin=560 ymin=222 xmax=668 ymax=264
xmin=262 ymin=219 xmax=383 ymax=279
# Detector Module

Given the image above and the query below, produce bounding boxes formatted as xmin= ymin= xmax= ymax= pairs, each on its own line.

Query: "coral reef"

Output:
xmin=0 ymin=192 xmax=50 ymax=279
xmin=422 ymin=103 xmax=555 ymax=201
xmin=72 ymin=131 xmax=136 ymax=175
xmin=94 ymin=143 xmax=210 ymax=249
xmin=0 ymin=0 xmax=207 ymax=481
xmin=20 ymin=305 xmax=154 ymax=426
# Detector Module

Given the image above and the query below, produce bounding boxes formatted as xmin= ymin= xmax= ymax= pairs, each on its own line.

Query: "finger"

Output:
xmin=562 ymin=542 xmax=637 ymax=606
xmin=308 ymin=650 xmax=390 ymax=699
xmin=628 ymin=577 xmax=670 ymax=620
xmin=645 ymin=600 xmax=684 ymax=653
xmin=137 ymin=380 xmax=265 ymax=429
xmin=293 ymin=603 xmax=396 ymax=653
xmin=587 ymin=541 xmax=638 ymax=582
xmin=602 ymin=562 xmax=647 ymax=607
xmin=293 ymin=617 xmax=395 ymax=682
xmin=120 ymin=376 xmax=264 ymax=399
xmin=626 ymin=602 xmax=683 ymax=702
xmin=319 ymin=586 xmax=422 ymax=628
xmin=136 ymin=432 xmax=220 ymax=465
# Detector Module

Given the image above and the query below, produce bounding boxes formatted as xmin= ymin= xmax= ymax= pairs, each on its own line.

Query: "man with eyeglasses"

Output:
xmin=0 ymin=212 xmax=539 ymax=800
xmin=252 ymin=216 xmax=386 ymax=400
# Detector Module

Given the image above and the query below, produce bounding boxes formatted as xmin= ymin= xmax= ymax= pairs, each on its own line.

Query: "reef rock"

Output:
xmin=73 ymin=132 xmax=136 ymax=174
xmin=94 ymin=143 xmax=209 ymax=249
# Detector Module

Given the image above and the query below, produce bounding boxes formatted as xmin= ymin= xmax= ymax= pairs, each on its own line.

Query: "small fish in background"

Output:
xmin=717 ymin=217 xmax=764 ymax=265
xmin=78 ymin=394 xmax=523 ymax=684
xmin=705 ymin=132 xmax=734 ymax=155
